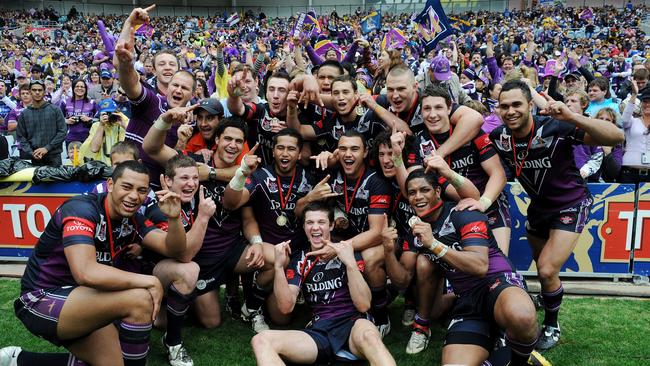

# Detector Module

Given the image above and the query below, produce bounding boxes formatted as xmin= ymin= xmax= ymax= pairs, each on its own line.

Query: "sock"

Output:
xmin=486 ymin=345 xmax=510 ymax=366
xmin=413 ymin=313 xmax=430 ymax=333
xmin=505 ymin=332 xmax=538 ymax=366
xmin=404 ymin=284 xmax=416 ymax=308
xmin=118 ymin=321 xmax=152 ymax=366
xmin=17 ymin=352 xmax=85 ymax=366
xmin=243 ymin=272 xmax=269 ymax=311
xmin=165 ymin=283 xmax=193 ymax=346
xmin=371 ymin=286 xmax=389 ymax=324
xmin=542 ymin=284 xmax=564 ymax=327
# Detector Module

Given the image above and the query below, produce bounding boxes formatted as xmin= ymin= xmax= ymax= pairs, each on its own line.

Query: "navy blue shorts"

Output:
xmin=303 ymin=312 xmax=371 ymax=363
xmin=485 ymin=192 xmax=511 ymax=230
xmin=526 ymin=196 xmax=593 ymax=239
xmin=14 ymin=286 xmax=76 ymax=347
xmin=444 ymin=272 xmax=527 ymax=351
xmin=193 ymin=242 xmax=247 ymax=296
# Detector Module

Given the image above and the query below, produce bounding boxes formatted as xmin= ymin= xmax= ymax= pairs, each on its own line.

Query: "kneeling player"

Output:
xmin=402 ymin=169 xmax=539 ymax=366
xmin=1 ymin=161 xmax=186 ymax=366
xmin=251 ymin=202 xmax=396 ymax=366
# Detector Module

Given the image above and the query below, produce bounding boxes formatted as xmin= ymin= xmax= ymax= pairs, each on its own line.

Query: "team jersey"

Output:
xmin=21 ymin=193 xmax=158 ymax=293
xmin=414 ymin=128 xmax=496 ymax=193
xmin=241 ymin=101 xmax=286 ymax=166
xmin=185 ymin=152 xmax=244 ymax=265
xmin=412 ymin=202 xmax=514 ymax=297
xmin=489 ymin=115 xmax=590 ymax=212
xmin=286 ymin=249 xmax=365 ymax=322
xmin=126 ymin=84 xmax=179 ymax=188
xmin=330 ymin=168 xmax=391 ymax=239
xmin=245 ymin=165 xmax=312 ymax=247
xmin=300 ymin=104 xmax=386 ymax=154
xmin=372 ymin=93 xmax=424 ymax=135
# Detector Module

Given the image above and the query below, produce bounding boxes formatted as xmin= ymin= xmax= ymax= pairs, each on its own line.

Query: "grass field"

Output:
xmin=1 ymin=278 xmax=649 ymax=365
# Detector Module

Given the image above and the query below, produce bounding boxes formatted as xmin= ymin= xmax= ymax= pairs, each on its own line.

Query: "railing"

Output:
xmin=1 ymin=0 xmax=648 ymax=19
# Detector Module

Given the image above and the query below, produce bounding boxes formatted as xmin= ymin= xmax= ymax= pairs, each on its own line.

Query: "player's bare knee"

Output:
xmin=251 ymin=331 xmax=272 ymax=351
xmin=416 ymin=255 xmax=433 ymax=277
xmin=125 ymin=288 xmax=154 ymax=322
xmin=180 ymin=262 xmax=200 ymax=290
xmin=506 ymin=308 xmax=538 ymax=336
xmin=362 ymin=246 xmax=384 ymax=271
xmin=536 ymin=263 xmax=559 ymax=282
xmin=198 ymin=314 xmax=221 ymax=329
xmin=356 ymin=326 xmax=382 ymax=348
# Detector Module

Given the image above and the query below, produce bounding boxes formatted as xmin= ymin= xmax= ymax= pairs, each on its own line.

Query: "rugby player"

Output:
xmin=251 ymin=202 xmax=396 ymax=366
xmin=491 ymin=79 xmax=624 ymax=349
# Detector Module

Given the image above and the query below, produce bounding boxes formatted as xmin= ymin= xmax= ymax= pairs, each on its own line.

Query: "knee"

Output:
xmin=180 ymin=262 xmax=200 ymax=288
xmin=251 ymin=331 xmax=273 ymax=351
xmin=125 ymin=288 xmax=154 ymax=321
xmin=198 ymin=314 xmax=222 ymax=329
xmin=362 ymin=246 xmax=384 ymax=270
xmin=356 ymin=327 xmax=382 ymax=348
xmin=507 ymin=309 xmax=538 ymax=336
xmin=536 ymin=263 xmax=558 ymax=282
xmin=416 ymin=255 xmax=434 ymax=278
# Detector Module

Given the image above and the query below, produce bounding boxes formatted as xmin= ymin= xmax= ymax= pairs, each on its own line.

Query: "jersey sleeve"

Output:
xmin=451 ymin=210 xmax=491 ymax=248
xmin=472 ymin=131 xmax=497 ymax=162
xmin=242 ymin=101 xmax=266 ymax=121
xmin=285 ymin=253 xmax=305 ymax=288
xmin=353 ymin=251 xmax=365 ymax=273
xmin=134 ymin=212 xmax=160 ymax=241
xmin=368 ymin=174 xmax=392 ymax=215
xmin=60 ymin=201 xmax=99 ymax=248
xmin=143 ymin=198 xmax=170 ymax=232
xmin=244 ymin=170 xmax=262 ymax=195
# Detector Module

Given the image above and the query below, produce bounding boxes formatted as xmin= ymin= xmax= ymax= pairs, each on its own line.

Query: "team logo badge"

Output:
xmin=419 ymin=140 xmax=435 ymax=157
xmin=559 ymin=215 xmax=574 ymax=225
xmin=96 ymin=215 xmax=107 ymax=241
xmin=196 ymin=280 xmax=207 ymax=290
xmin=333 ymin=125 xmax=345 ymax=140
xmin=260 ymin=116 xmax=272 ymax=131
xmin=498 ymin=133 xmax=512 ymax=152
xmin=265 ymin=177 xmax=278 ymax=193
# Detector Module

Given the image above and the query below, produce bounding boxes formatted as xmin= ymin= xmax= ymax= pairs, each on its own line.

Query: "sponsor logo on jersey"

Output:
xmin=419 ymin=140 xmax=435 ymax=157
xmin=559 ymin=215 xmax=574 ymax=225
xmin=305 ymin=277 xmax=343 ymax=292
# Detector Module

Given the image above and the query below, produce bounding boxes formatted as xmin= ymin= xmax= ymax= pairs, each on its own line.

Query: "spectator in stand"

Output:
xmin=595 ymin=107 xmax=623 ymax=182
xmin=586 ymin=77 xmax=619 ymax=117
xmin=80 ymin=99 xmax=127 ymax=165
xmin=50 ymin=74 xmax=73 ymax=106
xmin=60 ymin=79 xmax=98 ymax=144
xmin=4 ymin=85 xmax=32 ymax=135
xmin=16 ymin=79 xmax=67 ymax=166
xmin=88 ymin=70 xmax=119 ymax=102
xmin=620 ymin=83 xmax=650 ymax=184
xmin=0 ymin=81 xmax=17 ymax=134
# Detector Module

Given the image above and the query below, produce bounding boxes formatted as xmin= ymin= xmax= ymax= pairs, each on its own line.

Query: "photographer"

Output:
xmin=79 ymin=99 xmax=127 ymax=165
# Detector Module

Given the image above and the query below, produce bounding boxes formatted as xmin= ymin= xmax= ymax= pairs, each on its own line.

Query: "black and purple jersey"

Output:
xmin=126 ymin=84 xmax=179 ymax=188
xmin=241 ymin=101 xmax=286 ymax=166
xmin=372 ymin=94 xmax=424 ymax=135
xmin=300 ymin=104 xmax=386 ymax=153
xmin=415 ymin=202 xmax=514 ymax=297
xmin=286 ymin=250 xmax=365 ymax=322
xmin=186 ymin=152 xmax=244 ymax=265
xmin=21 ymin=193 xmax=158 ymax=293
xmin=489 ymin=115 xmax=590 ymax=212
xmin=330 ymin=168 xmax=391 ymax=239
xmin=413 ymin=129 xmax=496 ymax=193
xmin=245 ymin=165 xmax=312 ymax=247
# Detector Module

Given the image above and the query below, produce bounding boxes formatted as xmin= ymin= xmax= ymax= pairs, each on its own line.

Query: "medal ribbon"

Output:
xmin=512 ymin=121 xmax=535 ymax=178
xmin=103 ymin=197 xmax=127 ymax=261
xmin=343 ymin=167 xmax=366 ymax=214
xmin=428 ymin=125 xmax=453 ymax=166
xmin=276 ymin=170 xmax=297 ymax=210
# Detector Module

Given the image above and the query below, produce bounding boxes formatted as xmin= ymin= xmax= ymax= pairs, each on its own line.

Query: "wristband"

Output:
xmin=251 ymin=235 xmax=263 ymax=245
xmin=229 ymin=168 xmax=246 ymax=191
xmin=240 ymin=153 xmax=252 ymax=174
xmin=479 ymin=196 xmax=493 ymax=211
xmin=391 ymin=153 xmax=404 ymax=168
xmin=428 ymin=238 xmax=441 ymax=253
xmin=434 ymin=244 xmax=449 ymax=259
xmin=153 ymin=117 xmax=171 ymax=131
xmin=208 ymin=167 xmax=217 ymax=181
xmin=450 ymin=172 xmax=465 ymax=188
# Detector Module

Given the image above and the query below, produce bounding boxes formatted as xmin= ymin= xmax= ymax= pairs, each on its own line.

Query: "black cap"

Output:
xmin=564 ymin=71 xmax=581 ymax=80
xmin=194 ymin=98 xmax=224 ymax=117
xmin=639 ymin=86 xmax=650 ymax=101
xmin=31 ymin=65 xmax=43 ymax=73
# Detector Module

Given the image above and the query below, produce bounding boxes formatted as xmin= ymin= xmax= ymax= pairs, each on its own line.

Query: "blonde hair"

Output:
xmin=595 ymin=107 xmax=618 ymax=124
xmin=464 ymin=99 xmax=489 ymax=116
xmin=520 ymin=66 xmax=539 ymax=88
xmin=566 ymin=88 xmax=589 ymax=109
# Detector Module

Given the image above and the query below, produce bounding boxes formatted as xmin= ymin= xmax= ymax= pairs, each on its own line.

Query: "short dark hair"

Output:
xmin=632 ymin=68 xmax=649 ymax=81
xmin=331 ymin=75 xmax=357 ymax=92
xmin=269 ymin=70 xmax=291 ymax=84
xmin=153 ymin=49 xmax=180 ymax=68
xmin=587 ymin=77 xmax=611 ymax=98
xmin=215 ymin=116 xmax=248 ymax=138
xmin=112 ymin=160 xmax=149 ymax=181
xmin=500 ymin=79 xmax=532 ymax=103
xmin=165 ymin=154 xmax=198 ymax=179
xmin=318 ymin=60 xmax=344 ymax=76
xmin=233 ymin=64 xmax=259 ymax=81
xmin=339 ymin=129 xmax=367 ymax=150
xmin=110 ymin=140 xmax=139 ymax=160
xmin=405 ymin=169 xmax=441 ymax=191
xmin=422 ymin=84 xmax=451 ymax=107
xmin=273 ymin=128 xmax=303 ymax=150
xmin=173 ymin=70 xmax=197 ymax=92
xmin=303 ymin=201 xmax=334 ymax=223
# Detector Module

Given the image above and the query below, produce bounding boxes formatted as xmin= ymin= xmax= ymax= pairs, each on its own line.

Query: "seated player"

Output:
xmin=396 ymin=169 xmax=539 ymax=366
xmin=1 ymin=161 xmax=187 ymax=366
xmin=251 ymin=202 xmax=396 ymax=366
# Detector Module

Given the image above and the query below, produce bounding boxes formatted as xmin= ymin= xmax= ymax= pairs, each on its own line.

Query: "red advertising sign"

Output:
xmin=0 ymin=196 xmax=69 ymax=248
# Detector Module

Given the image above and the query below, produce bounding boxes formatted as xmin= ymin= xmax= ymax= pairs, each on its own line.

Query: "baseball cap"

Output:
xmin=564 ymin=71 xmax=581 ymax=81
xmin=194 ymin=98 xmax=224 ymax=117
xmin=430 ymin=55 xmax=452 ymax=81
xmin=100 ymin=70 xmax=113 ymax=79
xmin=462 ymin=68 xmax=477 ymax=81
xmin=98 ymin=98 xmax=118 ymax=114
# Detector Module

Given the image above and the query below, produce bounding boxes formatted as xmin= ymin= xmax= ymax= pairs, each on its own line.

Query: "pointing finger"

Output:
xmin=317 ymin=174 xmax=331 ymax=186
xmin=143 ymin=4 xmax=156 ymax=12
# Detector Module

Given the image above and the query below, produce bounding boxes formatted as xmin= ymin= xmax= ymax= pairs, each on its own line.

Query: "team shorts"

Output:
xmin=444 ymin=272 xmax=526 ymax=351
xmin=526 ymin=196 xmax=593 ymax=239
xmin=303 ymin=312 xmax=371 ymax=363
xmin=14 ymin=286 xmax=77 ymax=347
xmin=193 ymin=242 xmax=247 ymax=297
xmin=485 ymin=192 xmax=511 ymax=230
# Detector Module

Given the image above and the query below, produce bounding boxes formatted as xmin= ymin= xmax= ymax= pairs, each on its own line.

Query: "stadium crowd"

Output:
xmin=0 ymin=2 xmax=648 ymax=366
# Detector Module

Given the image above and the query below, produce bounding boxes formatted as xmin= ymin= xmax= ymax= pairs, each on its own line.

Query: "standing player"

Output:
xmin=491 ymin=80 xmax=623 ymax=349
xmin=251 ymin=202 xmax=396 ymax=366
xmin=1 ymin=161 xmax=186 ymax=366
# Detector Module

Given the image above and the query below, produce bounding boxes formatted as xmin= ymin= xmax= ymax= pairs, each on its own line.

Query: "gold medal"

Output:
xmin=276 ymin=214 xmax=288 ymax=226
xmin=408 ymin=216 xmax=421 ymax=228
xmin=356 ymin=105 xmax=367 ymax=116
xmin=389 ymin=219 xmax=396 ymax=228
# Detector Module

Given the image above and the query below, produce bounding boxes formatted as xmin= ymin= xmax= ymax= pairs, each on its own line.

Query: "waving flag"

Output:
xmin=134 ymin=23 xmax=154 ymax=37
xmin=381 ymin=28 xmax=407 ymax=50
xmin=314 ymin=40 xmax=342 ymax=61
xmin=97 ymin=20 xmax=116 ymax=58
xmin=361 ymin=11 xmax=382 ymax=35
xmin=448 ymin=16 xmax=471 ymax=33
xmin=292 ymin=12 xmax=322 ymax=39
xmin=579 ymin=8 xmax=594 ymax=20
xmin=226 ymin=13 xmax=240 ymax=26
xmin=413 ymin=0 xmax=454 ymax=53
